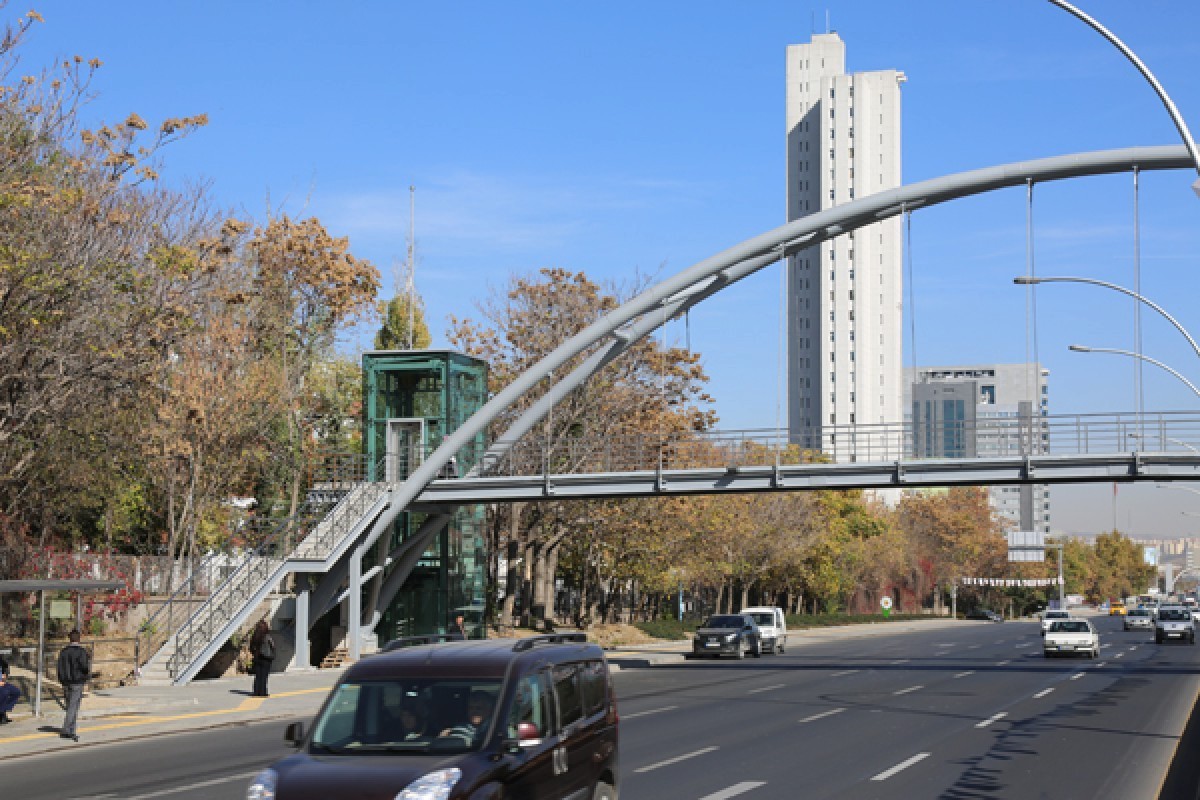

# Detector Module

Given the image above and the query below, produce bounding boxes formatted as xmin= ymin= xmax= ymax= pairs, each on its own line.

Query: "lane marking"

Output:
xmin=1070 ymin=672 xmax=1086 ymax=680
xmin=698 ymin=782 xmax=767 ymax=800
xmin=893 ymin=685 xmax=923 ymax=696
xmin=799 ymin=708 xmax=846 ymax=723
xmin=953 ymin=671 xmax=975 ymax=679
xmin=1101 ymin=643 xmax=1112 ymax=649
xmin=120 ymin=771 xmax=260 ymax=800
xmin=937 ymin=643 xmax=955 ymax=647
xmin=1015 ymin=643 xmax=1031 ymax=648
xmin=634 ymin=745 xmax=719 ymax=773
xmin=890 ymin=659 xmax=910 ymax=665
xmin=975 ymin=712 xmax=1008 ymax=728
xmin=1033 ymin=688 xmax=1054 ymax=699
xmin=1114 ymin=652 xmax=1125 ymax=659
xmin=831 ymin=669 xmax=860 ymax=677
xmin=967 ymin=644 xmax=980 ymax=650
xmin=993 ymin=639 xmax=1007 ymax=644
xmin=996 ymin=660 xmax=1011 ymax=666
xmin=871 ymin=752 xmax=931 ymax=781
xmin=748 ymin=684 xmax=786 ymax=694
xmin=1097 ymin=662 xmax=1107 ymax=668
xmin=623 ymin=705 xmax=678 ymax=720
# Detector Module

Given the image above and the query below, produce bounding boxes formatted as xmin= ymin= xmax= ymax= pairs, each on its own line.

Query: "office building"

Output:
xmin=905 ymin=363 xmax=1051 ymax=534
xmin=785 ymin=32 xmax=906 ymax=453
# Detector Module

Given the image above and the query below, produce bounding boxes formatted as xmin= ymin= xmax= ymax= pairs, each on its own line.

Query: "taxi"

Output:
xmin=1109 ymin=600 xmax=1127 ymax=616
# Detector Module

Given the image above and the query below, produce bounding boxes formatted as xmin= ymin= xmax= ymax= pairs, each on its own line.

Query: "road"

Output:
xmin=1 ymin=614 xmax=1195 ymax=799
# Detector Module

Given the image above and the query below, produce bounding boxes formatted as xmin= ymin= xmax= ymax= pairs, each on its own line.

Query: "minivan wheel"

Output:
xmin=777 ymin=641 xmax=786 ymax=654
xmin=735 ymin=642 xmax=746 ymax=659
xmin=592 ymin=780 xmax=617 ymax=800
xmin=752 ymin=640 xmax=762 ymax=658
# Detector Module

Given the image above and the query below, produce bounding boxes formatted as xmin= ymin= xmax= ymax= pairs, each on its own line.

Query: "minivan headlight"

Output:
xmin=247 ymin=768 xmax=277 ymax=800
xmin=396 ymin=768 xmax=462 ymax=800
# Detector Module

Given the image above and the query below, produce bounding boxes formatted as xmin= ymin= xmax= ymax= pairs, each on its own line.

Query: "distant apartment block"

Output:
xmin=785 ymin=32 xmax=906 ymax=453
xmin=905 ymin=363 xmax=1051 ymax=534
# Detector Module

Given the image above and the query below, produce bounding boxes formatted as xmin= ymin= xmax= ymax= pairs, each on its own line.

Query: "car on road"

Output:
xmin=247 ymin=633 xmax=619 ymax=800
xmin=691 ymin=614 xmax=763 ymax=659
xmin=739 ymin=606 xmax=788 ymax=653
xmin=1040 ymin=609 xmax=1071 ymax=636
xmin=965 ymin=609 xmax=1003 ymax=622
xmin=1154 ymin=606 xmax=1196 ymax=644
xmin=1109 ymin=601 xmax=1127 ymax=616
xmin=1043 ymin=618 xmax=1099 ymax=658
xmin=1123 ymin=608 xmax=1154 ymax=632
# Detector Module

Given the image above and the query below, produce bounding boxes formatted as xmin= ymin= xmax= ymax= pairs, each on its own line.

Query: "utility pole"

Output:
xmin=407 ymin=185 xmax=416 ymax=350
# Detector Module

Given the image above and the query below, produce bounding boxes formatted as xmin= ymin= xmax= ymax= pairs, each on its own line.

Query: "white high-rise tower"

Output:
xmin=786 ymin=33 xmax=905 ymax=457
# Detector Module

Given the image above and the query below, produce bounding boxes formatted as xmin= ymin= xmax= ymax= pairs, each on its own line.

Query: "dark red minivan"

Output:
xmin=247 ymin=633 xmax=619 ymax=800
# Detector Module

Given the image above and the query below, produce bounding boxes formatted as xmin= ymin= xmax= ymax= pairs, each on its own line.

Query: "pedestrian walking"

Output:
xmin=448 ymin=614 xmax=468 ymax=641
xmin=0 ymin=652 xmax=19 ymax=724
xmin=250 ymin=619 xmax=275 ymax=697
xmin=56 ymin=630 xmax=91 ymax=741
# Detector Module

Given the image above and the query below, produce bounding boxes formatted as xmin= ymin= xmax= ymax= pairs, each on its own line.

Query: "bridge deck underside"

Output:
xmin=415 ymin=452 xmax=1200 ymax=503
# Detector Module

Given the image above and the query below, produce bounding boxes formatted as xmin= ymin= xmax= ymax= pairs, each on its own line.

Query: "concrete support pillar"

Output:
xmin=349 ymin=543 xmax=363 ymax=661
xmin=292 ymin=582 xmax=311 ymax=671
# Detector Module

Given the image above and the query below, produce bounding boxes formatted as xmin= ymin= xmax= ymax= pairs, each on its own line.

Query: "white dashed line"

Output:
xmin=953 ymin=670 xmax=975 ymax=678
xmin=120 ymin=772 xmax=260 ymax=800
xmin=1016 ymin=643 xmax=1031 ymax=649
xmin=1114 ymin=652 xmax=1125 ymax=659
xmin=893 ymin=685 xmax=923 ymax=696
xmin=975 ymin=712 xmax=1008 ymax=728
xmin=1070 ymin=672 xmax=1085 ymax=681
xmin=871 ymin=752 xmax=931 ymax=781
xmin=634 ymin=746 xmax=720 ymax=773
xmin=890 ymin=659 xmax=910 ymax=665
xmin=996 ymin=660 xmax=1011 ymax=666
xmin=1033 ymin=688 xmax=1054 ymax=699
xmin=799 ymin=707 xmax=846 ymax=723
xmin=623 ymin=705 xmax=678 ymax=720
xmin=748 ymin=684 xmax=786 ymax=694
xmin=831 ymin=669 xmax=860 ymax=677
xmin=967 ymin=644 xmax=980 ymax=650
xmin=698 ymin=782 xmax=767 ymax=800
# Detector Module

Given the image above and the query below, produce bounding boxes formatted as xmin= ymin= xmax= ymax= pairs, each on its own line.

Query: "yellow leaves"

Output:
xmin=25 ymin=10 xmax=44 ymax=23
xmin=88 ymin=58 xmax=102 ymax=69
xmin=220 ymin=218 xmax=249 ymax=237
xmin=124 ymin=112 xmax=148 ymax=131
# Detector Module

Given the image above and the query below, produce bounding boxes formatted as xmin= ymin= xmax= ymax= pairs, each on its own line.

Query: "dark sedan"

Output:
xmin=691 ymin=614 xmax=763 ymax=659
xmin=965 ymin=609 xmax=1003 ymax=622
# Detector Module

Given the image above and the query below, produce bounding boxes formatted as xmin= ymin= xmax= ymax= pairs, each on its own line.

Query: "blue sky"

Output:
xmin=16 ymin=1 xmax=1200 ymax=537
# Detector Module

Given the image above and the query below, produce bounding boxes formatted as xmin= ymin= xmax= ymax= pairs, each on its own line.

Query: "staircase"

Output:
xmin=319 ymin=646 xmax=350 ymax=670
xmin=139 ymin=482 xmax=390 ymax=685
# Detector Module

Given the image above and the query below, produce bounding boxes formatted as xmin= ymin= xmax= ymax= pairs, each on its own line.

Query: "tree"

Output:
xmin=375 ymin=293 xmax=431 ymax=350
xmin=448 ymin=267 xmax=714 ymax=626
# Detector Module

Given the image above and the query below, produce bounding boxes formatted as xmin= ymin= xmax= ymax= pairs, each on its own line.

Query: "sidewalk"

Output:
xmin=0 ymin=616 xmax=977 ymax=760
xmin=0 ymin=667 xmax=345 ymax=761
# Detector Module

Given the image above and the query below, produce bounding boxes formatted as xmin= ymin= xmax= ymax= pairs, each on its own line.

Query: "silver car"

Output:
xmin=1155 ymin=606 xmax=1196 ymax=644
xmin=1123 ymin=608 xmax=1153 ymax=631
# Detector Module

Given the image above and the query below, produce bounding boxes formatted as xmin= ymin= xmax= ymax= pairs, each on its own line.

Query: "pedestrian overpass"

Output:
xmin=136 ymin=144 xmax=1198 ymax=684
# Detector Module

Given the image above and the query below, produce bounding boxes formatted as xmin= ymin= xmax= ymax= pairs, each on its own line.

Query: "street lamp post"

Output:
xmin=1047 ymin=0 xmax=1200 ymax=197
xmin=1067 ymin=344 xmax=1200 ymax=400
xmin=1014 ymin=276 xmax=1200 ymax=359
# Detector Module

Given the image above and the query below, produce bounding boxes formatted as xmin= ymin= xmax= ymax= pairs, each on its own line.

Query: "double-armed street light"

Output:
xmin=1067 ymin=345 xmax=1200 ymax=400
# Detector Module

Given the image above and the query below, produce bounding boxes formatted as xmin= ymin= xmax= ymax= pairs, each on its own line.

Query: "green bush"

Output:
xmin=87 ymin=616 xmax=107 ymax=637
xmin=634 ymin=619 xmax=698 ymax=640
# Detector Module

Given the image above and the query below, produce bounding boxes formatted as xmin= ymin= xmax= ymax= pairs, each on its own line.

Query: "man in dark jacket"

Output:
xmin=0 ymin=651 xmax=18 ymax=724
xmin=56 ymin=630 xmax=91 ymax=741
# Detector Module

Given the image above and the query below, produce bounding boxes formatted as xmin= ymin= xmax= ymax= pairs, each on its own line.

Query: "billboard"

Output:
xmin=1007 ymin=530 xmax=1046 ymax=563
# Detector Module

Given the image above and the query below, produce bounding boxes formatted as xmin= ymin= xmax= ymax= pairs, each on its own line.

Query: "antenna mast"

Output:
xmin=407 ymin=185 xmax=416 ymax=349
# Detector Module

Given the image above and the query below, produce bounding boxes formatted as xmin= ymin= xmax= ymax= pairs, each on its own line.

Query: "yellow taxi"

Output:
xmin=1109 ymin=600 xmax=1127 ymax=616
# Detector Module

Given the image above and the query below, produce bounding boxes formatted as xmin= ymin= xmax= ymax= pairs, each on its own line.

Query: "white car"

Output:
xmin=738 ymin=606 xmax=788 ymax=654
xmin=1040 ymin=609 xmax=1071 ymax=636
xmin=1044 ymin=619 xmax=1099 ymax=658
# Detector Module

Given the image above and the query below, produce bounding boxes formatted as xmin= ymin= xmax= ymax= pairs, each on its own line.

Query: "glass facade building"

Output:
xmin=361 ymin=350 xmax=488 ymax=641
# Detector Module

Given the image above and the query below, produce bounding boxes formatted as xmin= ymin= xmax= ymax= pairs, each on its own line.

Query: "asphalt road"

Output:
xmin=2 ymin=614 xmax=1196 ymax=800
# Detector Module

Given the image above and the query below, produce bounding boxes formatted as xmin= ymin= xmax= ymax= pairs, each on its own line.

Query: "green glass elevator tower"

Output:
xmin=361 ymin=350 xmax=488 ymax=641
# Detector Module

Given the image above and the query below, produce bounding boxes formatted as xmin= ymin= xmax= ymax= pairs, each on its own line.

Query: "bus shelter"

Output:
xmin=0 ymin=579 xmax=124 ymax=716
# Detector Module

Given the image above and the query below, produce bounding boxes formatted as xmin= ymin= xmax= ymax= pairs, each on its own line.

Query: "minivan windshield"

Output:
xmin=748 ymin=613 xmax=776 ymax=627
xmin=310 ymin=678 xmax=501 ymax=755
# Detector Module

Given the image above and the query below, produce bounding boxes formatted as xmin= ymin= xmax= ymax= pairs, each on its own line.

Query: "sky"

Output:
xmin=14 ymin=1 xmax=1200 ymax=538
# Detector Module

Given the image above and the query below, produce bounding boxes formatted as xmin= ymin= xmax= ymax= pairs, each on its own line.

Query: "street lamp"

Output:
xmin=1068 ymin=344 xmax=1200 ymax=400
xmin=1014 ymin=276 xmax=1200 ymax=359
xmin=1047 ymin=0 xmax=1200 ymax=198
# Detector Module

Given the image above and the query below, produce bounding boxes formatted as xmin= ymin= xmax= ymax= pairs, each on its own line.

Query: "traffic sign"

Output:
xmin=881 ymin=596 xmax=893 ymax=610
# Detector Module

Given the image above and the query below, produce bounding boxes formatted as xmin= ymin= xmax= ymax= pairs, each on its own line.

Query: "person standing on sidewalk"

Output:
xmin=250 ymin=619 xmax=275 ymax=698
xmin=0 ymin=655 xmax=19 ymax=724
xmin=56 ymin=630 xmax=91 ymax=741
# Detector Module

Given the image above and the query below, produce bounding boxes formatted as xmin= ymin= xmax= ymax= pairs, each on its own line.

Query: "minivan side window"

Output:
xmin=552 ymin=664 xmax=583 ymax=727
xmin=578 ymin=660 xmax=607 ymax=717
xmin=507 ymin=673 xmax=551 ymax=739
